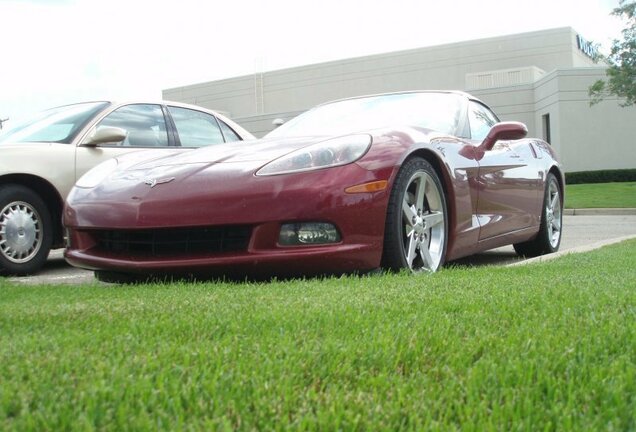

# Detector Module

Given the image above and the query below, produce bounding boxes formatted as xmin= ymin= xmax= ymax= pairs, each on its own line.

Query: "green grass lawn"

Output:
xmin=565 ymin=181 xmax=636 ymax=208
xmin=1 ymin=240 xmax=636 ymax=430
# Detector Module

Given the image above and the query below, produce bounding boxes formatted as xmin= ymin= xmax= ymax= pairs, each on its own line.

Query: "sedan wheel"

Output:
xmin=514 ymin=173 xmax=562 ymax=257
xmin=0 ymin=185 xmax=53 ymax=275
xmin=382 ymin=158 xmax=448 ymax=273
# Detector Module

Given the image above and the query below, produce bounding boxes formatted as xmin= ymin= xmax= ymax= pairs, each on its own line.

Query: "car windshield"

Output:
xmin=266 ymin=92 xmax=464 ymax=138
xmin=0 ymin=101 xmax=109 ymax=144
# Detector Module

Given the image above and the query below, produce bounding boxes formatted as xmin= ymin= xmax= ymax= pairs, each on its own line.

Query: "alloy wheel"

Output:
xmin=401 ymin=171 xmax=446 ymax=272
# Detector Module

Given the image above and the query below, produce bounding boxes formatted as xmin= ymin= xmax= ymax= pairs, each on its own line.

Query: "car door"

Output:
xmin=468 ymin=101 xmax=539 ymax=240
xmin=74 ymin=103 xmax=178 ymax=186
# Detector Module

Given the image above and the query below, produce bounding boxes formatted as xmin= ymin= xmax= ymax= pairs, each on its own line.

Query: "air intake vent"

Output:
xmin=92 ymin=225 xmax=251 ymax=257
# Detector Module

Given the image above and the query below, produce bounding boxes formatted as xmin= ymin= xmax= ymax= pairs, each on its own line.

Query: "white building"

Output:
xmin=163 ymin=27 xmax=635 ymax=173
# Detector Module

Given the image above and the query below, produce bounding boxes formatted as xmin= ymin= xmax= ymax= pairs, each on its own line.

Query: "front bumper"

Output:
xmin=64 ymin=162 xmax=392 ymax=277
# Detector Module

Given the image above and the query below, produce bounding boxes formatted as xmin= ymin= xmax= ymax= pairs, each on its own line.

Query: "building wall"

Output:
xmin=163 ymin=27 xmax=636 ymax=173
xmin=164 ymin=27 xmax=589 ymax=119
xmin=551 ymin=69 xmax=635 ymax=172
xmin=471 ymin=67 xmax=636 ymax=172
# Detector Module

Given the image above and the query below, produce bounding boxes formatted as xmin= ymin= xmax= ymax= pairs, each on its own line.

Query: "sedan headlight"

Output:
xmin=256 ymin=134 xmax=372 ymax=176
xmin=75 ymin=158 xmax=118 ymax=188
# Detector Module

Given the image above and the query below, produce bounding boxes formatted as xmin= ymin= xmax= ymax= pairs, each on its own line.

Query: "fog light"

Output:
xmin=279 ymin=222 xmax=341 ymax=245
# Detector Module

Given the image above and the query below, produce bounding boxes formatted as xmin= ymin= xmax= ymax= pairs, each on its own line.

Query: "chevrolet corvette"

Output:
xmin=63 ymin=91 xmax=564 ymax=281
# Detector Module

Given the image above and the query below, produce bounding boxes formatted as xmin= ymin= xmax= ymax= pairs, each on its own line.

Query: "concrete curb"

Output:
xmin=507 ymin=234 xmax=636 ymax=267
xmin=564 ymin=208 xmax=636 ymax=215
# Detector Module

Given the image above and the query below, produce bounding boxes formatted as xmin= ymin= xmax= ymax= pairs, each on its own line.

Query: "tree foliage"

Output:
xmin=589 ymin=0 xmax=636 ymax=106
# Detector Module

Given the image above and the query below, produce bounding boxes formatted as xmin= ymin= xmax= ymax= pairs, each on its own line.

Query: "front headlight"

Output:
xmin=256 ymin=134 xmax=372 ymax=176
xmin=75 ymin=158 xmax=118 ymax=188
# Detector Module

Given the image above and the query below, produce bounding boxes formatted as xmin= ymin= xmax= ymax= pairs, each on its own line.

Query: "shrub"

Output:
xmin=565 ymin=169 xmax=636 ymax=184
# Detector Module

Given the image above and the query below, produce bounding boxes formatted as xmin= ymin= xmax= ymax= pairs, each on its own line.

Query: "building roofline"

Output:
xmin=164 ymin=27 xmax=578 ymax=92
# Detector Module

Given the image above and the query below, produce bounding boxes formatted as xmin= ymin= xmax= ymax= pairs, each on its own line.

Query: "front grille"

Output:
xmin=92 ymin=225 xmax=251 ymax=257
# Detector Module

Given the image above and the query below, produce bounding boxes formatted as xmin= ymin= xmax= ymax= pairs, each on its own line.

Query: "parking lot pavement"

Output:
xmin=6 ymin=249 xmax=96 ymax=285
xmin=449 ymin=214 xmax=636 ymax=268
xmin=5 ymin=214 xmax=636 ymax=285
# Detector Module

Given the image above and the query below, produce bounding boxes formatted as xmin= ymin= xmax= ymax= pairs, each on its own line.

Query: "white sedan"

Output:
xmin=0 ymin=101 xmax=254 ymax=275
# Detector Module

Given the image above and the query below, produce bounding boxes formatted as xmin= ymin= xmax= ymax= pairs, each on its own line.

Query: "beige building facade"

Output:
xmin=163 ymin=27 xmax=635 ymax=173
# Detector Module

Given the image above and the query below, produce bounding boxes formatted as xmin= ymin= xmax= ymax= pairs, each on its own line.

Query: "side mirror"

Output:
xmin=479 ymin=121 xmax=527 ymax=151
xmin=272 ymin=118 xmax=285 ymax=128
xmin=82 ymin=126 xmax=127 ymax=146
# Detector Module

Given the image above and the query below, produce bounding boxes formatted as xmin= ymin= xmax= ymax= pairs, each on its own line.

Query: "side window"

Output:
xmin=219 ymin=120 xmax=242 ymax=142
xmin=168 ymin=106 xmax=224 ymax=147
xmin=468 ymin=101 xmax=498 ymax=141
xmin=95 ymin=104 xmax=169 ymax=147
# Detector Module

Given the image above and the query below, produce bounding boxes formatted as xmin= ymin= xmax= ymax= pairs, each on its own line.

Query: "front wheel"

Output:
xmin=514 ymin=172 xmax=563 ymax=257
xmin=0 ymin=185 xmax=53 ymax=275
xmin=382 ymin=158 xmax=448 ymax=273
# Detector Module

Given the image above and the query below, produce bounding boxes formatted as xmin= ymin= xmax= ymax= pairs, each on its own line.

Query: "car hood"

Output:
xmin=66 ymin=133 xmax=379 ymax=228
xmin=113 ymin=135 xmax=331 ymax=172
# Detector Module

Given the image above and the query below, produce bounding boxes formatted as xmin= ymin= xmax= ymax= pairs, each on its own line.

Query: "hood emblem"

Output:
xmin=143 ymin=177 xmax=175 ymax=188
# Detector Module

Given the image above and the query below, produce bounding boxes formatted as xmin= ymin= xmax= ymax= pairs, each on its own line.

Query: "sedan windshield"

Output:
xmin=0 ymin=101 xmax=109 ymax=144
xmin=266 ymin=92 xmax=464 ymax=138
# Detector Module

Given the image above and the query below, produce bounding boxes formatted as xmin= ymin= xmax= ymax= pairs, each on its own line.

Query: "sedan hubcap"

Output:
xmin=402 ymin=172 xmax=445 ymax=272
xmin=0 ymin=201 xmax=42 ymax=263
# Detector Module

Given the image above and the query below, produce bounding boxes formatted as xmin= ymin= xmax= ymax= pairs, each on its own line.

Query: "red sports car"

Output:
xmin=63 ymin=91 xmax=564 ymax=282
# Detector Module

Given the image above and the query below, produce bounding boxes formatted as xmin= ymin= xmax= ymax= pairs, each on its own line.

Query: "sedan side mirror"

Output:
xmin=479 ymin=121 xmax=527 ymax=151
xmin=82 ymin=126 xmax=127 ymax=146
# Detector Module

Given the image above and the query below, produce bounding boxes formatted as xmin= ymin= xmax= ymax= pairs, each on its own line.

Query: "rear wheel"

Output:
xmin=514 ymin=172 xmax=562 ymax=257
xmin=382 ymin=158 xmax=448 ymax=273
xmin=0 ymin=185 xmax=53 ymax=275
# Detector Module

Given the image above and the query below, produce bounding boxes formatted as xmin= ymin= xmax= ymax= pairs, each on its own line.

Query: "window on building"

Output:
xmin=542 ymin=113 xmax=551 ymax=144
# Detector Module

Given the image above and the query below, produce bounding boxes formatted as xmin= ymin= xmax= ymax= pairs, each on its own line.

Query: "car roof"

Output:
xmin=46 ymin=100 xmax=225 ymax=116
xmin=111 ymin=100 xmax=226 ymax=114
xmin=68 ymin=100 xmax=253 ymax=139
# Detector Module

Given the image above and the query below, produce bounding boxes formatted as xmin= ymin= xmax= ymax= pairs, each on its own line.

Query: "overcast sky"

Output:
xmin=0 ymin=0 xmax=624 ymax=122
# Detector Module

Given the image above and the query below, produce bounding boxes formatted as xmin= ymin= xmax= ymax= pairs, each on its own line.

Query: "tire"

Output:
xmin=382 ymin=157 xmax=448 ymax=273
xmin=514 ymin=172 xmax=563 ymax=257
xmin=0 ymin=185 xmax=53 ymax=275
